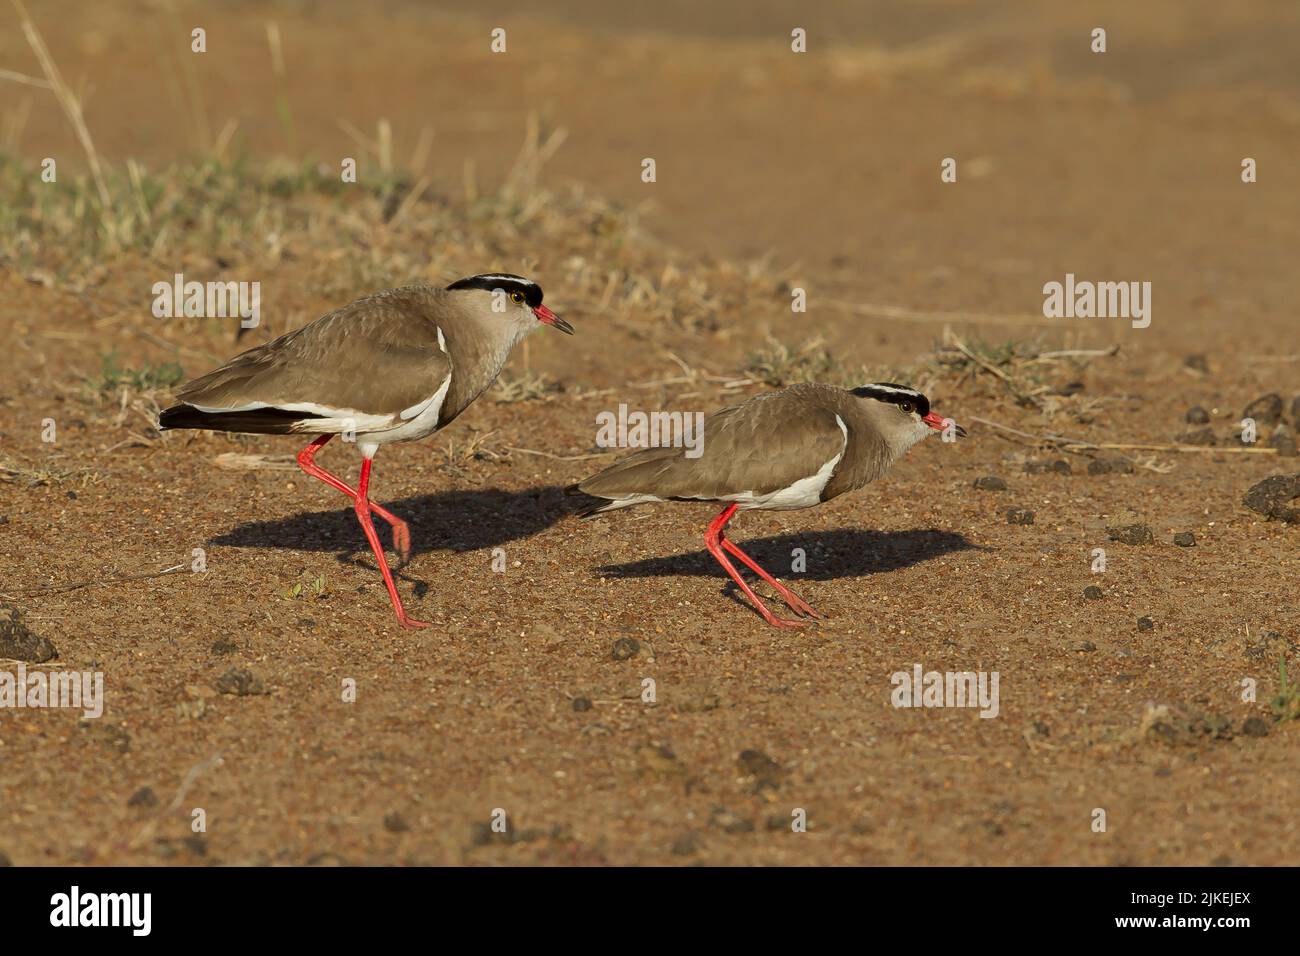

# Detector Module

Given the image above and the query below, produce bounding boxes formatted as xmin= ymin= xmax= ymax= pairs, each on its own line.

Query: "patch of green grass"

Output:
xmin=283 ymin=573 xmax=327 ymax=601
xmin=1271 ymin=656 xmax=1300 ymax=722
xmin=89 ymin=352 xmax=185 ymax=394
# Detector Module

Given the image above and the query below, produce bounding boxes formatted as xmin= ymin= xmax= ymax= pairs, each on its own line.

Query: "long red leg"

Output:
xmin=296 ymin=435 xmax=411 ymax=561
xmin=354 ymin=456 xmax=430 ymax=629
xmin=721 ymin=537 xmax=823 ymax=619
xmin=704 ymin=505 xmax=806 ymax=629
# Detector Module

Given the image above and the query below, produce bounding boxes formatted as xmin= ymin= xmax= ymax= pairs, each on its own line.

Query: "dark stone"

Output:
xmin=1083 ymin=585 xmax=1104 ymax=600
xmin=209 ymin=638 xmax=238 ymax=656
xmin=128 ymin=787 xmax=159 ymax=809
xmin=1173 ymin=532 xmax=1196 ymax=547
xmin=1108 ymin=523 xmax=1154 ymax=546
xmin=0 ymin=605 xmax=57 ymax=663
xmin=383 ymin=813 xmax=410 ymax=833
xmin=1175 ymin=427 xmax=1216 ymax=446
xmin=1073 ymin=641 xmax=1097 ymax=653
xmin=572 ymin=696 xmax=592 ymax=712
xmin=670 ymin=832 xmax=700 ymax=856
xmin=1050 ymin=459 xmax=1072 ymax=475
xmin=1269 ymin=426 xmax=1298 ymax=458
xmin=1137 ymin=617 xmax=1154 ymax=631
xmin=1023 ymin=460 xmax=1049 ymax=474
xmin=1185 ymin=406 xmax=1210 ymax=424
xmin=738 ymin=749 xmax=780 ymax=777
xmin=611 ymin=638 xmax=640 ymax=661
xmin=1184 ymin=354 xmax=1209 ymax=373
xmin=1242 ymin=474 xmax=1300 ymax=523
xmin=1086 ymin=460 xmax=1112 ymax=475
xmin=214 ymin=667 xmax=266 ymax=696
xmin=1241 ymin=717 xmax=1270 ymax=738
xmin=1243 ymin=393 xmax=1284 ymax=428
xmin=973 ymin=476 xmax=1007 ymax=491
xmin=1006 ymin=508 xmax=1035 ymax=525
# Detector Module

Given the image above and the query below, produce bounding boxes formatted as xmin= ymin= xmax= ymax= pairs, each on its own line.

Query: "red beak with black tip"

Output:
xmin=923 ymin=411 xmax=968 ymax=438
xmin=534 ymin=304 xmax=574 ymax=335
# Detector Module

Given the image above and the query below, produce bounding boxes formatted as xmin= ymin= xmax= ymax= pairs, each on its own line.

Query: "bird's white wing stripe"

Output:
xmin=732 ymin=415 xmax=848 ymax=510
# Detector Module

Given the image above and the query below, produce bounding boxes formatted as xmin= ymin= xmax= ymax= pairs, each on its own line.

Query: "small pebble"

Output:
xmin=127 ymin=787 xmax=159 ymax=809
xmin=214 ymin=667 xmax=266 ymax=696
xmin=1184 ymin=354 xmax=1209 ymax=373
xmin=1083 ymin=585 xmax=1103 ymax=600
xmin=611 ymin=637 xmax=640 ymax=661
xmin=1073 ymin=641 xmax=1097 ymax=653
xmin=973 ymin=476 xmax=1007 ymax=491
xmin=383 ymin=813 xmax=411 ymax=833
xmin=1173 ymin=532 xmax=1196 ymax=547
xmin=1243 ymin=393 xmax=1284 ymax=427
xmin=1108 ymin=524 xmax=1154 ymax=545
xmin=1050 ymin=459 xmax=1072 ymax=475
xmin=1086 ymin=460 xmax=1112 ymax=476
xmin=1241 ymin=717 xmax=1270 ymax=738
xmin=1185 ymin=406 xmax=1210 ymax=424
xmin=1006 ymin=508 xmax=1035 ymax=525
xmin=1106 ymin=511 xmax=1154 ymax=545
xmin=572 ymin=696 xmax=592 ymax=712
xmin=1269 ymin=426 xmax=1297 ymax=457
xmin=1137 ymin=617 xmax=1154 ymax=632
xmin=1175 ymin=427 xmax=1216 ymax=446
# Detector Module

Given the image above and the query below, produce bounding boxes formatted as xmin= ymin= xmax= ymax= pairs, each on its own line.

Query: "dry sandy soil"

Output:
xmin=0 ymin=0 xmax=1298 ymax=865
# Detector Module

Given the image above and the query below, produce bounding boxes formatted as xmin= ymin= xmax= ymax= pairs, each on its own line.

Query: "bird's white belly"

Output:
xmin=360 ymin=372 xmax=452 ymax=445
xmin=731 ymin=415 xmax=848 ymax=511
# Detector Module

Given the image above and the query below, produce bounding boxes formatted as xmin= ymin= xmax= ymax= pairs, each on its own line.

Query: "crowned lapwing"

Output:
xmin=568 ymin=382 xmax=965 ymax=628
xmin=159 ymin=274 xmax=572 ymax=629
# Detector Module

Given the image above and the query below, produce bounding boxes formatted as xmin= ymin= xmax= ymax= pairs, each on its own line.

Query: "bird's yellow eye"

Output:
xmin=510 ymin=291 xmax=525 ymax=304
xmin=900 ymin=402 xmax=914 ymax=415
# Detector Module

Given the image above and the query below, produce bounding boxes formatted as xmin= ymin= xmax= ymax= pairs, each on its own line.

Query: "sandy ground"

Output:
xmin=0 ymin=1 xmax=1298 ymax=865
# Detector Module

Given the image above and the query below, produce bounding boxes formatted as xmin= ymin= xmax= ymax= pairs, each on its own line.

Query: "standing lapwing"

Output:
xmin=568 ymin=382 xmax=965 ymax=628
xmin=160 ymin=274 xmax=572 ymax=629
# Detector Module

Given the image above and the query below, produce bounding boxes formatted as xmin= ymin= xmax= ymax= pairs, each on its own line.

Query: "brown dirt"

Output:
xmin=0 ymin=0 xmax=1298 ymax=865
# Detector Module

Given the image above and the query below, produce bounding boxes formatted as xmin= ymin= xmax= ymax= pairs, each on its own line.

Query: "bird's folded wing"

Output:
xmin=175 ymin=293 xmax=452 ymax=424
xmin=579 ymin=393 xmax=847 ymax=500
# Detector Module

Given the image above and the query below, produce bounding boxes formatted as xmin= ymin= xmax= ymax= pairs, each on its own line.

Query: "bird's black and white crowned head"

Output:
xmin=446 ymin=273 xmax=574 ymax=335
xmin=851 ymin=382 xmax=967 ymax=451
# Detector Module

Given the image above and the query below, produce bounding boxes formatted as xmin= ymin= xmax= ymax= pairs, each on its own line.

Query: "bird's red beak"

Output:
xmin=923 ymin=411 xmax=968 ymax=437
xmin=534 ymin=304 xmax=574 ymax=335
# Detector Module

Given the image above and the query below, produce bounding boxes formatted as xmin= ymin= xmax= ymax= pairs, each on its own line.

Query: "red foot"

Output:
xmin=297 ymin=435 xmax=426 ymax=626
xmin=721 ymin=537 xmax=823 ymax=619
xmin=704 ymin=504 xmax=817 ymax=628
xmin=298 ymin=435 xmax=412 ymax=564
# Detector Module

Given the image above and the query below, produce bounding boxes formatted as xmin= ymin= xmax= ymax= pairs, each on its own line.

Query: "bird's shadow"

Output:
xmin=210 ymin=485 xmax=570 ymax=560
xmin=595 ymin=528 xmax=980 ymax=581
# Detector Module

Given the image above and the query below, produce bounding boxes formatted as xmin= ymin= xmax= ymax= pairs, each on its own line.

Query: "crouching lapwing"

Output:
xmin=160 ymin=274 xmax=572 ymax=629
xmin=568 ymin=382 xmax=965 ymax=628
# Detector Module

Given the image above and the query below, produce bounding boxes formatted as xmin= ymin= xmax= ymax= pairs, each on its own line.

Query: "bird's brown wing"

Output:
xmin=175 ymin=286 xmax=451 ymax=418
xmin=577 ymin=389 xmax=847 ymax=501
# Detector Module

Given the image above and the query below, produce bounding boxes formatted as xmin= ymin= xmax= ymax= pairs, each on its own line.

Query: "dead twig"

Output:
xmin=1 ymin=563 xmax=187 ymax=599
xmin=507 ymin=446 xmax=610 ymax=462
